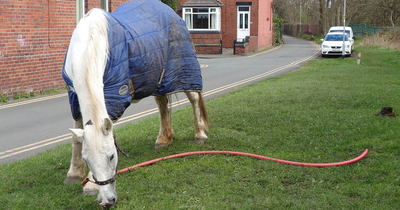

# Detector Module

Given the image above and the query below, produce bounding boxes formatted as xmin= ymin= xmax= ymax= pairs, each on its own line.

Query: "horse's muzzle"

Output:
xmin=99 ymin=197 xmax=116 ymax=209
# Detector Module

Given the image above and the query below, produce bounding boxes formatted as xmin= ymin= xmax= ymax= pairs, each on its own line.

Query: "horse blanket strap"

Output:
xmin=63 ymin=0 xmax=202 ymax=122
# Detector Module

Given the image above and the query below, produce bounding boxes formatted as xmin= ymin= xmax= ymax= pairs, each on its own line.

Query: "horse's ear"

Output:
xmin=69 ymin=128 xmax=84 ymax=143
xmin=102 ymin=118 xmax=113 ymax=135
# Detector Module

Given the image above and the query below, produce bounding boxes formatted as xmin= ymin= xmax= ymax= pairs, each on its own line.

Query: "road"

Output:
xmin=0 ymin=35 xmax=320 ymax=164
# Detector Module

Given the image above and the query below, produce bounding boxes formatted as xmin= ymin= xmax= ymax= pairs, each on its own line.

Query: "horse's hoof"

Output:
xmin=63 ymin=177 xmax=81 ymax=184
xmin=194 ymin=138 xmax=206 ymax=144
xmin=83 ymin=189 xmax=98 ymax=196
xmin=155 ymin=143 xmax=169 ymax=149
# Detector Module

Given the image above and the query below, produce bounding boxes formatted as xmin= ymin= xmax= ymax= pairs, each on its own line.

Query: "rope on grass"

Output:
xmin=117 ymin=149 xmax=369 ymax=174
xmin=82 ymin=149 xmax=368 ymax=186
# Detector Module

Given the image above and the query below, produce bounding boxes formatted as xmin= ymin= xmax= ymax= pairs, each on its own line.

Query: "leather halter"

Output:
xmin=87 ymin=173 xmax=118 ymax=186
xmin=82 ymin=120 xmax=129 ymax=186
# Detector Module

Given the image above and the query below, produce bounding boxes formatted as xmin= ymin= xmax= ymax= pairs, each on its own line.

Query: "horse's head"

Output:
xmin=70 ymin=118 xmax=118 ymax=208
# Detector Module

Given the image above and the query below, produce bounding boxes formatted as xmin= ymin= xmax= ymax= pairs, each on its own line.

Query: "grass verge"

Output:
xmin=1 ymin=47 xmax=400 ymax=209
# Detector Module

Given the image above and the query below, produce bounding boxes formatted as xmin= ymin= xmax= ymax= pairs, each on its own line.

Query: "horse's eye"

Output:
xmin=110 ymin=154 xmax=115 ymax=161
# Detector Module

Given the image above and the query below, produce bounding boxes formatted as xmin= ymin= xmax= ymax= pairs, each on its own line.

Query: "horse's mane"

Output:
xmin=73 ymin=9 xmax=109 ymax=131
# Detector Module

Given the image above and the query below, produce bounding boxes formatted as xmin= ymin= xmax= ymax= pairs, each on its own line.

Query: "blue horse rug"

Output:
xmin=63 ymin=0 xmax=202 ymax=122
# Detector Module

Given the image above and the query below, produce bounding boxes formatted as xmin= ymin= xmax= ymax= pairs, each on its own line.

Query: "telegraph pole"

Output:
xmin=299 ymin=0 xmax=302 ymax=34
xmin=342 ymin=0 xmax=346 ymax=58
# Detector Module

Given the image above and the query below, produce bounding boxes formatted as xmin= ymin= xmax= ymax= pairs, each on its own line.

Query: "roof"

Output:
xmin=181 ymin=0 xmax=224 ymax=7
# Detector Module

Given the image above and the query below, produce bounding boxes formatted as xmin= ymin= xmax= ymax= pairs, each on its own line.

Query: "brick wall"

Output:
xmin=257 ymin=0 xmax=273 ymax=49
xmin=0 ymin=0 xmax=76 ymax=99
xmin=0 ymin=0 xmax=129 ymax=100
xmin=191 ymin=32 xmax=222 ymax=54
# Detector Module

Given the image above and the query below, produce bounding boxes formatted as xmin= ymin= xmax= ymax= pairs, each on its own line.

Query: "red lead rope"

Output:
xmin=82 ymin=149 xmax=368 ymax=186
xmin=117 ymin=149 xmax=369 ymax=174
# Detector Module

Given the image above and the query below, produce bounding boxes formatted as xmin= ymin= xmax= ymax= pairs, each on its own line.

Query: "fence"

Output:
xmin=283 ymin=24 xmax=319 ymax=37
xmin=350 ymin=24 xmax=400 ymax=37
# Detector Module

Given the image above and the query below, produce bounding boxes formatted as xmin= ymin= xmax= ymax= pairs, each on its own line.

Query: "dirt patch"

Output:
xmin=375 ymin=107 xmax=397 ymax=117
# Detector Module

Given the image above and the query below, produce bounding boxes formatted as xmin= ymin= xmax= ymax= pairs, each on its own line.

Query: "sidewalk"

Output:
xmin=196 ymin=48 xmax=240 ymax=59
xmin=196 ymin=46 xmax=281 ymax=59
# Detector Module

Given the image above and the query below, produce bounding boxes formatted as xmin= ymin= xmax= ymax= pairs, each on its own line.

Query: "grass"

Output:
xmin=0 ymin=94 xmax=9 ymax=103
xmin=1 ymin=46 xmax=400 ymax=209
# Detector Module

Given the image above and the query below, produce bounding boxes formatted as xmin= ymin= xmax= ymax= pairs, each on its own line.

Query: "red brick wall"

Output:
xmin=0 ymin=0 xmax=129 ymax=99
xmin=257 ymin=0 xmax=273 ymax=49
xmin=191 ymin=32 xmax=222 ymax=54
xmin=0 ymin=0 xmax=75 ymax=99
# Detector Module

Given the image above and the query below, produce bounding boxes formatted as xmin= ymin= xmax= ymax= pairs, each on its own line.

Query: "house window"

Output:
xmin=183 ymin=7 xmax=221 ymax=31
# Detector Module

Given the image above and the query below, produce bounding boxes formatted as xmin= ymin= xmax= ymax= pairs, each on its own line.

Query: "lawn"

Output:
xmin=1 ymin=46 xmax=400 ymax=209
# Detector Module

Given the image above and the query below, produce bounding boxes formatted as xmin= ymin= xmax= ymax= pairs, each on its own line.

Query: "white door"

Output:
xmin=237 ymin=6 xmax=250 ymax=42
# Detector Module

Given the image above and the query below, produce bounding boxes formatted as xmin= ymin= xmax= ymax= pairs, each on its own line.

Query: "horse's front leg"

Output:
xmin=154 ymin=95 xmax=174 ymax=149
xmin=185 ymin=92 xmax=209 ymax=144
xmin=63 ymin=119 xmax=86 ymax=184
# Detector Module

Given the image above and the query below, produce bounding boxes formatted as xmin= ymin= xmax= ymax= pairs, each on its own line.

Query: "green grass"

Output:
xmin=1 ymin=47 xmax=400 ymax=209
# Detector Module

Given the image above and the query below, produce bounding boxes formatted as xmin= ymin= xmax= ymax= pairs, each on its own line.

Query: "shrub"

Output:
xmin=358 ymin=29 xmax=400 ymax=50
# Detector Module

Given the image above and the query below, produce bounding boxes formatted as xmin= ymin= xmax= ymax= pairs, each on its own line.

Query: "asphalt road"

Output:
xmin=0 ymin=35 xmax=320 ymax=164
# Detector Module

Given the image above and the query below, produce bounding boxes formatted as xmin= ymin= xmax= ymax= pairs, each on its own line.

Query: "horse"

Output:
xmin=61 ymin=0 xmax=209 ymax=208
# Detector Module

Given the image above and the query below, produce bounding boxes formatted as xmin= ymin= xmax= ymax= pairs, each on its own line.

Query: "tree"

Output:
xmin=161 ymin=0 xmax=179 ymax=12
xmin=274 ymin=0 xmax=400 ymax=35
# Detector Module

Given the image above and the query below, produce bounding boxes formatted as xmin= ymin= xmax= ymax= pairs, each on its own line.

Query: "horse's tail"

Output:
xmin=198 ymin=92 xmax=209 ymax=132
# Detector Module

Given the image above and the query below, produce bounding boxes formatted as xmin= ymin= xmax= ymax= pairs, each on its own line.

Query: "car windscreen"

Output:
xmin=325 ymin=34 xmax=348 ymax=41
xmin=329 ymin=30 xmax=351 ymax=38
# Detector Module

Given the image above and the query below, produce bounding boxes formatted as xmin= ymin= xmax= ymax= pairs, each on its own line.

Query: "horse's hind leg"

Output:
xmin=154 ymin=95 xmax=174 ymax=149
xmin=185 ymin=92 xmax=209 ymax=144
xmin=64 ymin=119 xmax=86 ymax=184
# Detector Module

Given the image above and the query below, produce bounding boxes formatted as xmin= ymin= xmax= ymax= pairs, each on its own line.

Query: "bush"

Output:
xmin=273 ymin=14 xmax=284 ymax=45
xmin=358 ymin=29 xmax=400 ymax=50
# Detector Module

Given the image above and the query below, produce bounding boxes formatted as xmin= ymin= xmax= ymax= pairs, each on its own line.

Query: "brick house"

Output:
xmin=0 ymin=0 xmax=273 ymax=100
xmin=178 ymin=0 xmax=275 ymax=55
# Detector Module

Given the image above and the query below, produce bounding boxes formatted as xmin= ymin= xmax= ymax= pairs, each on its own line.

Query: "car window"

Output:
xmin=329 ymin=30 xmax=351 ymax=38
xmin=325 ymin=34 xmax=348 ymax=41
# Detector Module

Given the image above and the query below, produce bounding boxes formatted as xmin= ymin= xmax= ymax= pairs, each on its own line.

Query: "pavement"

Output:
xmin=195 ymin=45 xmax=285 ymax=59
xmin=196 ymin=48 xmax=243 ymax=59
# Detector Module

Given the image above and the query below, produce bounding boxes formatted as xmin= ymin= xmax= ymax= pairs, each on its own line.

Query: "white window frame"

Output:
xmin=183 ymin=7 xmax=221 ymax=31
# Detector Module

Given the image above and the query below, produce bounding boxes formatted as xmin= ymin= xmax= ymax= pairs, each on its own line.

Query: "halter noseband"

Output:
xmin=85 ymin=173 xmax=118 ymax=186
xmin=81 ymin=120 xmax=129 ymax=186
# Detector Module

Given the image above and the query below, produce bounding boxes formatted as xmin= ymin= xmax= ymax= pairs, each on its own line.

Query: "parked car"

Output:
xmin=328 ymin=26 xmax=354 ymax=52
xmin=320 ymin=32 xmax=352 ymax=57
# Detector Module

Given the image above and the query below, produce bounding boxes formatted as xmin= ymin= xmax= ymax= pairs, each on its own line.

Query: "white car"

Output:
xmin=321 ymin=32 xmax=352 ymax=57
xmin=329 ymin=26 xmax=354 ymax=52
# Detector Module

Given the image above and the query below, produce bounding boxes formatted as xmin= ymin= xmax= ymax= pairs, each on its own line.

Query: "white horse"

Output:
xmin=62 ymin=1 xmax=209 ymax=208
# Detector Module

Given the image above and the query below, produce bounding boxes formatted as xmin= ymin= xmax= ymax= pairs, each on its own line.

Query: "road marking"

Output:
xmin=0 ymin=93 xmax=68 ymax=110
xmin=0 ymin=44 xmax=319 ymax=160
